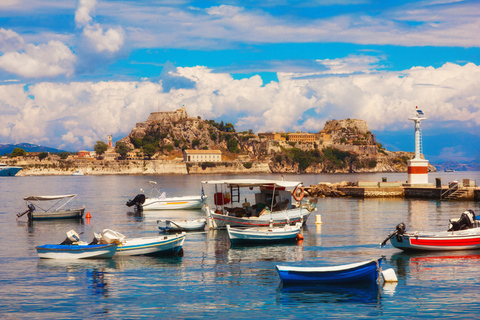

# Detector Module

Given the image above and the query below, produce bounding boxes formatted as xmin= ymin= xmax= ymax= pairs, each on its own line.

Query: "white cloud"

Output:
xmin=0 ymin=62 xmax=479 ymax=151
xmin=0 ymin=28 xmax=25 ymax=52
xmin=0 ymin=40 xmax=76 ymax=78
xmin=75 ymin=0 xmax=124 ymax=54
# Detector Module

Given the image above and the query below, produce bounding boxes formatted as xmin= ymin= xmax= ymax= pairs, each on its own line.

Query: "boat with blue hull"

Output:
xmin=36 ymin=244 xmax=117 ymax=259
xmin=0 ymin=163 xmax=22 ymax=176
xmin=276 ymin=258 xmax=382 ymax=284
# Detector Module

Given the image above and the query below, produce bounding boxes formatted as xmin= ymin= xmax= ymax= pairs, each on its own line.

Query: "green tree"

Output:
xmin=38 ymin=152 xmax=49 ymax=161
xmin=142 ymin=143 xmax=157 ymax=159
xmin=227 ymin=138 xmax=239 ymax=153
xmin=59 ymin=152 xmax=70 ymax=160
xmin=192 ymin=139 xmax=201 ymax=148
xmin=225 ymin=122 xmax=235 ymax=132
xmin=115 ymin=142 xmax=130 ymax=160
xmin=11 ymin=148 xmax=26 ymax=157
xmin=94 ymin=141 xmax=108 ymax=157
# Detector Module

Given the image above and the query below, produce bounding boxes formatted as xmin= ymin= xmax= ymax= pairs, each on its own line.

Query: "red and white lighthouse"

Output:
xmin=407 ymin=107 xmax=429 ymax=185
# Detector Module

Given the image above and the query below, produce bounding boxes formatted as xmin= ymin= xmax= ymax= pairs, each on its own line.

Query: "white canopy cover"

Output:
xmin=201 ymin=179 xmax=302 ymax=189
xmin=23 ymin=194 xmax=77 ymax=201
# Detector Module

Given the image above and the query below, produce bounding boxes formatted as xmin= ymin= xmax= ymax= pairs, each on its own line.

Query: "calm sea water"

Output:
xmin=1 ymin=172 xmax=480 ymax=319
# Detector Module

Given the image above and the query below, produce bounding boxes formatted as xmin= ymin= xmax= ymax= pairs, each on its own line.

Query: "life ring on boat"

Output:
xmin=292 ymin=186 xmax=304 ymax=202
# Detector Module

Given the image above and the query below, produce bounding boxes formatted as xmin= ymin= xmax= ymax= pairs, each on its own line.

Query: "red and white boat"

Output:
xmin=381 ymin=210 xmax=480 ymax=251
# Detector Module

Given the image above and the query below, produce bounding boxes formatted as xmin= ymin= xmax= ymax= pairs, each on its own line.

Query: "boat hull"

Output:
xmin=157 ymin=219 xmax=206 ymax=231
xmin=0 ymin=166 xmax=22 ymax=176
xmin=227 ymin=224 xmax=301 ymax=244
xmin=276 ymin=259 xmax=382 ymax=284
xmin=207 ymin=207 xmax=311 ymax=229
xmin=390 ymin=229 xmax=480 ymax=251
xmin=36 ymin=244 xmax=117 ymax=259
xmin=32 ymin=207 xmax=85 ymax=220
xmin=115 ymin=234 xmax=185 ymax=256
xmin=142 ymin=196 xmax=206 ymax=210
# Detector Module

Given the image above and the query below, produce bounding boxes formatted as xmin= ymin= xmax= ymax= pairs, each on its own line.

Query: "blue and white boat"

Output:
xmin=276 ymin=258 xmax=383 ymax=284
xmin=36 ymin=230 xmax=118 ymax=259
xmin=0 ymin=163 xmax=22 ymax=176
xmin=101 ymin=229 xmax=186 ymax=256
xmin=226 ymin=223 xmax=302 ymax=245
xmin=36 ymin=243 xmax=117 ymax=259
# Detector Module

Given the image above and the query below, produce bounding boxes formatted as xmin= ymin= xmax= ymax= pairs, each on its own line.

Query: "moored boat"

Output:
xmin=201 ymin=179 xmax=316 ymax=229
xmin=100 ymin=229 xmax=186 ymax=256
xmin=276 ymin=258 xmax=383 ymax=284
xmin=226 ymin=223 xmax=302 ymax=244
xmin=17 ymin=194 xmax=85 ymax=220
xmin=381 ymin=209 xmax=480 ymax=251
xmin=157 ymin=219 xmax=206 ymax=232
xmin=0 ymin=163 xmax=22 ymax=176
xmin=36 ymin=230 xmax=117 ymax=259
xmin=126 ymin=181 xmax=206 ymax=211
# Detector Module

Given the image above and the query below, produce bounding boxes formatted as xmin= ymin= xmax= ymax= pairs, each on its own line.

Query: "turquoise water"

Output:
xmin=1 ymin=172 xmax=479 ymax=319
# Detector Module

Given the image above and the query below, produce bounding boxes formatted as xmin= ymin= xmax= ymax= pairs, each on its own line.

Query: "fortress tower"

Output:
xmin=407 ymin=107 xmax=429 ymax=185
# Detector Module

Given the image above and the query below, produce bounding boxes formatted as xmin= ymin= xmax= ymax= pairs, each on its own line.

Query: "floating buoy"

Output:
xmin=296 ymin=233 xmax=304 ymax=240
xmin=86 ymin=211 xmax=92 ymax=218
xmin=381 ymin=268 xmax=398 ymax=282
xmin=315 ymin=214 xmax=322 ymax=224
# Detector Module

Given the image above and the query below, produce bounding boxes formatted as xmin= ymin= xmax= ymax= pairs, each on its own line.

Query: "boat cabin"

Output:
xmin=201 ymin=179 xmax=303 ymax=218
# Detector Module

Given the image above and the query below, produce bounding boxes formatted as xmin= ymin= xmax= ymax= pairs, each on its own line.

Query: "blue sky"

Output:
xmin=0 ymin=0 xmax=479 ymax=163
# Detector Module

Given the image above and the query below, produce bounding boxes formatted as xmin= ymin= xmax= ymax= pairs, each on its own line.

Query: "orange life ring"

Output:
xmin=293 ymin=186 xmax=304 ymax=201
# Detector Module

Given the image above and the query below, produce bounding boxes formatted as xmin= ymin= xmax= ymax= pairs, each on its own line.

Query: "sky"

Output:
xmin=0 ymin=0 xmax=479 ymax=163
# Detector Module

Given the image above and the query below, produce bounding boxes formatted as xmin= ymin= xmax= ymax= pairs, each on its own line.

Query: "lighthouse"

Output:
xmin=407 ymin=107 xmax=429 ymax=185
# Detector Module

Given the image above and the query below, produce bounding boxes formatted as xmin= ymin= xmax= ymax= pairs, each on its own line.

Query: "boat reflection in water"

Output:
xmin=390 ymin=251 xmax=480 ymax=283
xmin=276 ymin=282 xmax=381 ymax=305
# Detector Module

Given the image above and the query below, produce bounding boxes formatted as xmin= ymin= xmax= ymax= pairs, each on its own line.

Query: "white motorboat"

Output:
xmin=72 ymin=170 xmax=84 ymax=176
xmin=226 ymin=222 xmax=302 ymax=244
xmin=100 ymin=229 xmax=186 ymax=256
xmin=157 ymin=218 xmax=207 ymax=231
xmin=201 ymin=179 xmax=317 ymax=229
xmin=126 ymin=181 xmax=207 ymax=211
xmin=17 ymin=194 xmax=85 ymax=220
xmin=0 ymin=163 xmax=22 ymax=176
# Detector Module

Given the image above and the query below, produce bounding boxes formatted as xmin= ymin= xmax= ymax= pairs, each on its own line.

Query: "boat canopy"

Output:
xmin=23 ymin=194 xmax=77 ymax=201
xmin=201 ymin=179 xmax=302 ymax=189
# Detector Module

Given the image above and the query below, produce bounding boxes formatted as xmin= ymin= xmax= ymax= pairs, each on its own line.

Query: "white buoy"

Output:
xmin=381 ymin=268 xmax=398 ymax=282
xmin=315 ymin=214 xmax=322 ymax=224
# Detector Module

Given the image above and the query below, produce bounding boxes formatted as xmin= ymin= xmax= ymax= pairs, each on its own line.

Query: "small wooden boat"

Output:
xmin=36 ymin=244 xmax=117 ymax=259
xmin=157 ymin=219 xmax=207 ymax=231
xmin=201 ymin=179 xmax=316 ymax=229
xmin=126 ymin=181 xmax=206 ymax=211
xmin=381 ymin=209 xmax=480 ymax=251
xmin=276 ymin=258 xmax=383 ymax=284
xmin=17 ymin=194 xmax=85 ymax=220
xmin=36 ymin=230 xmax=117 ymax=259
xmin=226 ymin=223 xmax=302 ymax=244
xmin=100 ymin=229 xmax=186 ymax=256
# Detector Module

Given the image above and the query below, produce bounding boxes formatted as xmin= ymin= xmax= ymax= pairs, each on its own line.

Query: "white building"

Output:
xmin=183 ymin=150 xmax=222 ymax=162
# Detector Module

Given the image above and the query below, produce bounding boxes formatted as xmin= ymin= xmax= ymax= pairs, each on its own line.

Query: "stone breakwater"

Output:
xmin=15 ymin=159 xmax=271 ymax=176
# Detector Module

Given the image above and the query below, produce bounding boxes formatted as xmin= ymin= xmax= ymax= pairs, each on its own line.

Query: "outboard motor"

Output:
xmin=126 ymin=194 xmax=146 ymax=207
xmin=16 ymin=204 xmax=36 ymax=220
xmin=380 ymin=222 xmax=406 ymax=247
xmin=60 ymin=230 xmax=82 ymax=245
xmin=448 ymin=210 xmax=476 ymax=231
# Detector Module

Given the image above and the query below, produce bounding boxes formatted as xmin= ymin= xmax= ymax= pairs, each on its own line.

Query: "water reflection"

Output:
xmin=276 ymin=282 xmax=381 ymax=305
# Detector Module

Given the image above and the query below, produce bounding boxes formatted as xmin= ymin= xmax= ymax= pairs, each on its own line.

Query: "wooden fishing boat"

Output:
xmin=36 ymin=243 xmax=117 ymax=259
xmin=276 ymin=258 xmax=383 ymax=284
xmin=36 ymin=230 xmax=117 ymax=259
xmin=226 ymin=223 xmax=302 ymax=244
xmin=17 ymin=194 xmax=85 ymax=220
xmin=100 ymin=229 xmax=186 ymax=256
xmin=126 ymin=181 xmax=206 ymax=211
xmin=381 ymin=209 xmax=480 ymax=251
xmin=157 ymin=219 xmax=207 ymax=231
xmin=201 ymin=179 xmax=316 ymax=229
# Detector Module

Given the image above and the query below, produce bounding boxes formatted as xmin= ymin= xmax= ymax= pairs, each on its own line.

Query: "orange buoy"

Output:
xmin=85 ymin=211 xmax=92 ymax=218
xmin=296 ymin=233 xmax=304 ymax=240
